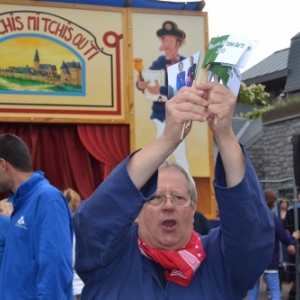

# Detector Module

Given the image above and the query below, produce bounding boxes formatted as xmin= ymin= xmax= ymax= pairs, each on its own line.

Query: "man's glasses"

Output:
xmin=148 ymin=194 xmax=191 ymax=208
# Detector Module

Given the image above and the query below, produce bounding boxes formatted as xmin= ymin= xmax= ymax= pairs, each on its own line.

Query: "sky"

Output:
xmin=202 ymin=0 xmax=300 ymax=72
xmin=0 ymin=37 xmax=76 ymax=69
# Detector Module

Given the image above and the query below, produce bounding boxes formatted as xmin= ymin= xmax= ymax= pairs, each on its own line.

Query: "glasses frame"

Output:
xmin=147 ymin=194 xmax=192 ymax=208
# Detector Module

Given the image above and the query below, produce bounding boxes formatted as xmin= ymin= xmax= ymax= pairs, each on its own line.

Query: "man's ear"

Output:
xmin=176 ymin=40 xmax=182 ymax=49
xmin=193 ymin=203 xmax=197 ymax=212
xmin=0 ymin=158 xmax=7 ymax=172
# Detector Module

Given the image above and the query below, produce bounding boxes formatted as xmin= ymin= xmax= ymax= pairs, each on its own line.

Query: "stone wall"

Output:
xmin=246 ymin=104 xmax=300 ymax=198
xmin=247 ymin=138 xmax=264 ymax=180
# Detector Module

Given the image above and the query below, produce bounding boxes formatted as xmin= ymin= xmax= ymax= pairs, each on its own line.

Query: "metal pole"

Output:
xmin=260 ymin=177 xmax=295 ymax=183
xmin=293 ymin=181 xmax=300 ymax=300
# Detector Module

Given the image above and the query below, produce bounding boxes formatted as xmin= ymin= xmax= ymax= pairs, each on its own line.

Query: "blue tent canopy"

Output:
xmin=39 ymin=0 xmax=205 ymax=11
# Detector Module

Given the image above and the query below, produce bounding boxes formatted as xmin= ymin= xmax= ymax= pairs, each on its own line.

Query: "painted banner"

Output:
xmin=0 ymin=3 xmax=126 ymax=122
xmin=130 ymin=11 xmax=210 ymax=177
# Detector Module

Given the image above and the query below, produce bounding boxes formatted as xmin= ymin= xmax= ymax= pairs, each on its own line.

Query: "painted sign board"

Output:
xmin=0 ymin=2 xmax=126 ymax=123
xmin=128 ymin=9 xmax=211 ymax=177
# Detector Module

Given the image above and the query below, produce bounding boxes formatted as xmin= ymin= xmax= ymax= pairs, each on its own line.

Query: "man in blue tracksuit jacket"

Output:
xmin=0 ymin=134 xmax=73 ymax=299
xmin=73 ymin=82 xmax=274 ymax=299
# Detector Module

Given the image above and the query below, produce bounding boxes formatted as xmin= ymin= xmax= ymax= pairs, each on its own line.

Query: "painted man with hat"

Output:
xmin=137 ymin=20 xmax=189 ymax=171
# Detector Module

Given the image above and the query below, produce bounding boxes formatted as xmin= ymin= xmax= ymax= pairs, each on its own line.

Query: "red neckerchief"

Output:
xmin=166 ymin=56 xmax=180 ymax=68
xmin=138 ymin=230 xmax=206 ymax=286
xmin=170 ymin=57 xmax=179 ymax=65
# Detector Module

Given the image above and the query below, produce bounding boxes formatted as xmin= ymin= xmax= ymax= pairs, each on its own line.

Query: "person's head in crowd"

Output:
xmin=137 ymin=160 xmax=197 ymax=250
xmin=63 ymin=188 xmax=82 ymax=214
xmin=0 ymin=198 xmax=13 ymax=216
xmin=264 ymin=190 xmax=277 ymax=210
xmin=189 ymin=56 xmax=194 ymax=66
xmin=279 ymin=198 xmax=288 ymax=210
xmin=178 ymin=62 xmax=184 ymax=72
xmin=0 ymin=134 xmax=32 ymax=194
xmin=277 ymin=93 xmax=285 ymax=104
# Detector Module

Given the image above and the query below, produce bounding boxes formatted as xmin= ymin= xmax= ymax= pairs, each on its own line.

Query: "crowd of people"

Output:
xmin=0 ymin=80 xmax=299 ymax=299
xmin=247 ymin=191 xmax=299 ymax=300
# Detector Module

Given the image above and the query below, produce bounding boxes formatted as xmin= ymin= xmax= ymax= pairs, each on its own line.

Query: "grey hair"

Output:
xmin=159 ymin=160 xmax=197 ymax=206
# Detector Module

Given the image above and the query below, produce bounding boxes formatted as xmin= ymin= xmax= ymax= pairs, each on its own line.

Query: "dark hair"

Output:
xmin=264 ymin=190 xmax=277 ymax=209
xmin=0 ymin=134 xmax=32 ymax=172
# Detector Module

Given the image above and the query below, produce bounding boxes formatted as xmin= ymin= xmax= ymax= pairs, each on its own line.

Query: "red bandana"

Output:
xmin=170 ymin=57 xmax=179 ymax=65
xmin=138 ymin=230 xmax=206 ymax=286
xmin=166 ymin=56 xmax=180 ymax=68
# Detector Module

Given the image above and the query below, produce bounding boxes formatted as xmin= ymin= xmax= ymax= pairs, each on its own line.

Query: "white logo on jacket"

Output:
xmin=15 ymin=216 xmax=28 ymax=230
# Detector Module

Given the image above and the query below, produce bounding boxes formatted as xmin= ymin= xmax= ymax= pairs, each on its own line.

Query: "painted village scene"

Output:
xmin=0 ymin=38 xmax=82 ymax=93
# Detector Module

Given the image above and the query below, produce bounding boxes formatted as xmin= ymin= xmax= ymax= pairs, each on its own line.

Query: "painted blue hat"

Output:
xmin=156 ymin=21 xmax=186 ymax=40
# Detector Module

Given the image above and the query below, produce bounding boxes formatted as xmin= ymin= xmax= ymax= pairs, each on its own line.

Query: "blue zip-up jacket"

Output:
xmin=73 ymin=148 xmax=274 ymax=299
xmin=0 ymin=172 xmax=73 ymax=300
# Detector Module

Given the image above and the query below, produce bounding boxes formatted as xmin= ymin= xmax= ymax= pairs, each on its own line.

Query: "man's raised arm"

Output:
xmin=198 ymin=82 xmax=245 ymax=187
xmin=127 ymin=87 xmax=209 ymax=189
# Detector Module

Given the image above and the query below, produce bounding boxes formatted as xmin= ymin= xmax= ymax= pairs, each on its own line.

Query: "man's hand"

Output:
xmin=146 ymin=80 xmax=160 ymax=95
xmin=287 ymin=244 xmax=296 ymax=255
xmin=163 ymin=86 xmax=208 ymax=142
xmin=137 ymin=78 xmax=149 ymax=91
xmin=195 ymin=82 xmax=236 ymax=139
xmin=136 ymin=76 xmax=150 ymax=91
xmin=292 ymin=230 xmax=300 ymax=240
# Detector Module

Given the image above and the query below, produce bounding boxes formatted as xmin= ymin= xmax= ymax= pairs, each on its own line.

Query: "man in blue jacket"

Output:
xmin=73 ymin=82 xmax=275 ymax=299
xmin=0 ymin=134 xmax=73 ymax=299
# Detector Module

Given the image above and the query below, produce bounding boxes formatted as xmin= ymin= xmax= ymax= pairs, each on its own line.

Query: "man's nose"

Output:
xmin=162 ymin=197 xmax=175 ymax=209
xmin=159 ymin=44 xmax=168 ymax=51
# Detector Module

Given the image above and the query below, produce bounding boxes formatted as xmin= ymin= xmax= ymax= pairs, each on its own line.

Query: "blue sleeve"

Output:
xmin=149 ymin=56 xmax=165 ymax=70
xmin=72 ymin=152 xmax=158 ymax=278
xmin=274 ymin=214 xmax=295 ymax=245
xmin=35 ymin=192 xmax=73 ymax=299
xmin=212 ymin=145 xmax=274 ymax=292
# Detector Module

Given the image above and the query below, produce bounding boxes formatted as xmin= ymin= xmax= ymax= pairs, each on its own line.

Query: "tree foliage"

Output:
xmin=238 ymin=82 xmax=270 ymax=106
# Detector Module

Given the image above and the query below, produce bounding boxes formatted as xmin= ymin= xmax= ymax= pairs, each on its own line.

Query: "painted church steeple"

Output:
xmin=33 ymin=49 xmax=40 ymax=71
